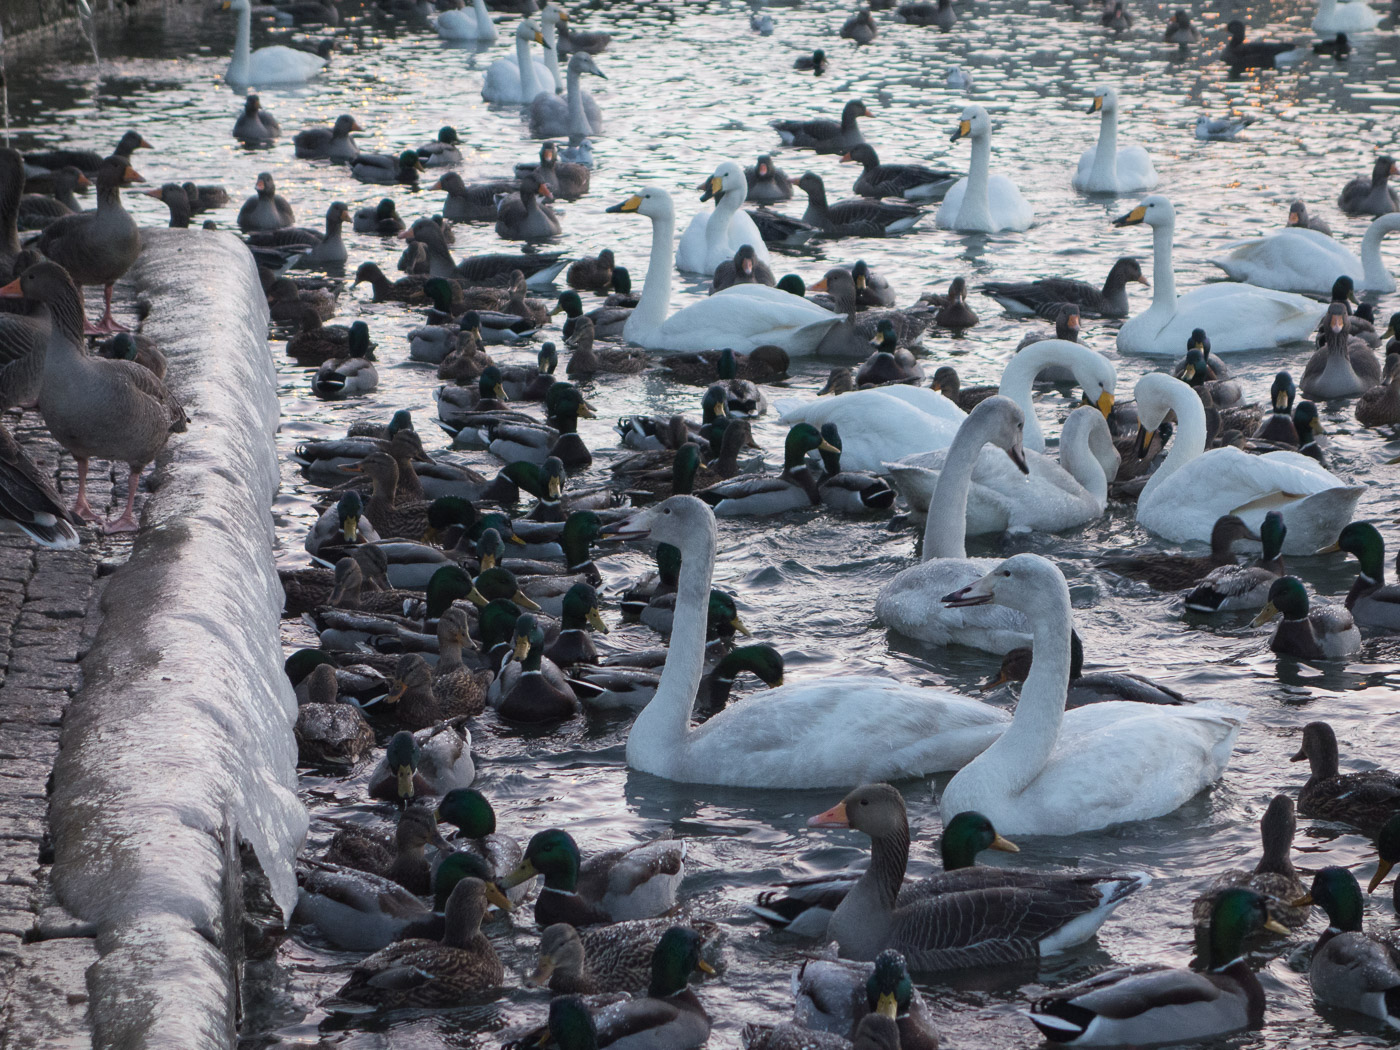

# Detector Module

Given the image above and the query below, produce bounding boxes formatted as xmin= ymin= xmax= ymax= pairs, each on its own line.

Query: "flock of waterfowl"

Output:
xmin=9 ymin=0 xmax=1400 ymax=1044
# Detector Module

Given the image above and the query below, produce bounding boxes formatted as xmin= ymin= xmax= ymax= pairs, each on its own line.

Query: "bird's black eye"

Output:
xmin=1001 ymin=570 xmax=1011 ymax=577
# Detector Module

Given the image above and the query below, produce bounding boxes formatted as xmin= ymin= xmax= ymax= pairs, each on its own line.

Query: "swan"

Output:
xmin=936 ymin=106 xmax=1035 ymax=233
xmin=1133 ymin=372 xmax=1362 ymax=555
xmin=676 ymin=162 xmax=772 ymax=274
xmin=437 ymin=0 xmax=498 ymax=41
xmin=1313 ymin=0 xmax=1380 ymax=34
xmin=886 ymin=405 xmax=1118 ymax=537
xmin=940 ymin=553 xmax=1244 ymax=836
xmin=606 ymin=187 xmax=839 ymax=354
xmin=775 ymin=339 xmax=1116 ymax=467
xmin=223 ymin=0 xmax=326 ymax=87
xmin=531 ymin=52 xmax=604 ymax=140
xmin=537 ymin=9 xmax=603 ymax=126
xmin=1114 ymin=196 xmax=1322 ymax=354
xmin=481 ymin=20 xmax=552 ymax=104
xmin=1211 ymin=213 xmax=1400 ymax=296
xmin=603 ymin=496 xmax=1010 ymax=788
xmin=1072 ymin=87 xmax=1159 ymax=195
xmin=874 ymin=397 xmax=1034 ymax=655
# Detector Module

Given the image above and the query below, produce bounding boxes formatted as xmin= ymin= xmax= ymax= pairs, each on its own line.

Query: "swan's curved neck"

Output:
xmin=1141 ymin=385 xmax=1206 ymax=499
xmin=922 ymin=415 xmax=994 ymax=559
xmin=1150 ymin=219 xmax=1178 ymax=308
xmin=1058 ymin=416 xmax=1109 ymax=505
xmin=542 ymin=33 xmax=563 ymax=92
xmin=997 ymin=342 xmax=1070 ymax=453
xmin=1091 ymin=106 xmax=1119 ymax=182
xmin=1359 ymin=215 xmax=1400 ymax=288
xmin=959 ymin=129 xmax=993 ymax=229
xmin=626 ymin=207 xmax=675 ymax=343
xmin=230 ymin=3 xmax=251 ymax=82
xmin=566 ymin=66 xmax=591 ymax=137
xmin=706 ymin=189 xmax=742 ymax=257
xmin=517 ymin=33 xmax=539 ymax=98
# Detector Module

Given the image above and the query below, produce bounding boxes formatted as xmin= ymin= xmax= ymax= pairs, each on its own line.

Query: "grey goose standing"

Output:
xmin=237 ymin=171 xmax=295 ymax=231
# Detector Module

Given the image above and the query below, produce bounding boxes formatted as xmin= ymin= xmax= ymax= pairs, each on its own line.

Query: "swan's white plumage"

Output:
xmin=482 ymin=20 xmax=553 ymax=103
xmin=776 ymin=392 xmax=959 ymax=473
xmin=676 ymin=162 xmax=772 ymax=273
xmin=1211 ymin=214 xmax=1400 ymax=295
xmin=1072 ymin=87 xmax=1159 ymax=195
xmin=437 ymin=0 xmax=498 ymax=40
xmin=225 ymin=0 xmax=325 ymax=86
xmin=1313 ymin=0 xmax=1380 ymax=33
xmin=936 ymin=106 xmax=1034 ymax=233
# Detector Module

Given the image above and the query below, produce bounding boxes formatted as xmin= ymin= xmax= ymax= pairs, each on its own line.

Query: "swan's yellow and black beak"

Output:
xmin=700 ymin=174 xmax=724 ymax=202
xmin=950 ymin=119 xmax=972 ymax=142
xmin=1088 ymin=95 xmax=1104 ymax=113
xmin=1113 ymin=204 xmax=1147 ymax=227
xmin=1097 ymin=390 xmax=1115 ymax=417
xmin=606 ymin=194 xmax=643 ymax=214
xmin=1135 ymin=425 xmax=1154 ymax=459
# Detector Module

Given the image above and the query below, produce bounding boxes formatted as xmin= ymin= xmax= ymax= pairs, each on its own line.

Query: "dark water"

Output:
xmin=10 ymin=0 xmax=1400 ymax=1046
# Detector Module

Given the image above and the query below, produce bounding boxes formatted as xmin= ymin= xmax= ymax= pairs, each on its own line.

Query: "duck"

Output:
xmin=351 ymin=149 xmax=424 ymax=186
xmin=434 ymin=787 xmax=523 ymax=886
xmin=814 ymin=424 xmax=895 ymax=514
xmin=1319 ymin=522 xmax=1400 ymax=630
xmin=501 ymin=828 xmax=685 ymax=927
xmin=1314 ymin=0 xmax=1379 ymax=35
xmin=311 ymin=350 xmax=377 ymax=400
xmin=323 ymin=805 xmax=448 ymax=895
xmin=784 ymin=950 xmax=938 ymax=1050
xmin=1340 ymin=156 xmax=1400 ymax=217
xmin=531 ymin=51 xmax=605 ymax=141
xmin=292 ymin=113 xmax=361 ymax=161
xmin=842 ymin=8 xmax=878 ymax=41
xmin=352 ymin=198 xmax=404 ymax=236
xmin=1102 ymin=1 xmax=1132 ymax=28
xmin=979 ymin=257 xmax=1146 ymax=319
xmin=606 ymin=188 xmax=839 ymax=354
xmin=1192 ymin=794 xmax=1309 ymax=930
xmin=383 ymin=652 xmax=486 ymax=729
xmin=35 ymin=155 xmax=141 ymax=334
xmin=1303 ymin=302 xmax=1382 ymax=399
xmin=1 ymin=262 xmax=186 ymax=532
xmin=1292 ymin=721 xmax=1400 ymax=834
xmin=495 ymin=615 xmax=578 ymax=722
xmin=530 ymin=920 xmax=719 ymax=997
xmin=565 ymin=318 xmax=647 ymax=377
xmin=1212 ymin=212 xmax=1400 ymax=296
xmin=1101 ymin=514 xmax=1256 ymax=592
xmin=810 ymin=783 xmax=1149 ymax=966
xmin=840 ymin=144 xmax=956 ymax=202
xmin=293 ymin=861 xmax=433 ymax=952
xmin=1356 ymin=353 xmax=1400 ymax=427
xmin=856 ymin=335 xmax=922 ymax=388
xmin=603 ymin=497 xmax=1010 ymax=787
xmin=432 ymin=607 xmax=493 ymax=712
xmin=232 ymin=93 xmax=280 ymax=143
xmin=927 ymin=276 xmax=977 ymax=330
xmin=495 ymin=174 xmax=561 ymax=240
xmin=303 ymin=492 xmax=380 ymax=558
xmin=482 ymin=19 xmax=552 ymax=104
xmin=1255 ymin=371 xmax=1300 ymax=444
xmin=237 ymin=171 xmax=294 ymax=232
xmin=936 ymin=106 xmax=1035 ymax=233
xmin=772 ymin=99 xmax=871 ymax=155
xmin=745 ymin=154 xmax=793 ymax=204
xmin=982 ymin=629 xmax=1188 ymax=707
xmin=553 ymin=289 xmax=631 ymax=341
xmin=222 ymin=0 xmax=326 ymax=86
xmin=1072 ymin=86 xmax=1159 ymax=195
xmin=1029 ymin=889 xmax=1285 ymax=1045
xmin=1222 ymin=20 xmax=1303 ymax=67
xmin=1164 ymin=8 xmax=1200 ymax=42
xmin=796 ymin=173 xmax=921 ymax=238
xmin=517 ymin=141 xmax=591 ymax=200
xmin=566 ymin=249 xmax=614 ymax=293
xmin=1253 ymin=575 xmax=1360 ymax=659
xmin=939 ymin=553 xmax=1243 ymax=834
xmin=895 ymin=0 xmax=956 ymax=26
xmin=793 ymin=49 xmax=827 ymax=73
xmin=694 ymin=424 xmax=830 ymax=517
xmin=1183 ymin=511 xmax=1287 ymax=612
xmin=368 ymin=724 xmax=476 ymax=805
xmin=1131 ymin=372 xmax=1360 ymax=554
xmin=1367 ymin=813 xmax=1400 ymax=912
xmin=1113 ymin=197 xmax=1320 ymax=354
xmin=1014 ymin=302 xmax=1080 ymax=354
xmin=677 ymin=162 xmax=772 ymax=274
xmin=1294 ymin=866 xmax=1400 ymax=1029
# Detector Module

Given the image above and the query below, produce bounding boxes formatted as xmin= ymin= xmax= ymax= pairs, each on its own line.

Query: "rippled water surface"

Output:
xmin=12 ymin=0 xmax=1400 ymax=1046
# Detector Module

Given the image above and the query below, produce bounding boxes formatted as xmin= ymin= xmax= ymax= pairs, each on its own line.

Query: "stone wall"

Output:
xmin=0 ymin=0 xmax=168 ymax=46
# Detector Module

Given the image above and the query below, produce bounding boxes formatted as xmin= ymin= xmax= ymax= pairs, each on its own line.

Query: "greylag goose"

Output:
xmin=36 ymin=155 xmax=142 ymax=334
xmin=712 ymin=244 xmax=775 ymax=293
xmin=400 ymin=216 xmax=567 ymax=287
xmin=232 ymin=94 xmax=280 ymax=143
xmin=0 ymin=423 xmax=79 ymax=548
xmin=182 ymin=184 xmax=228 ymax=214
xmin=0 ymin=150 xmax=22 ymax=277
xmin=1287 ymin=200 xmax=1332 ymax=235
xmin=744 ymin=155 xmax=793 ymax=203
xmin=1 ymin=262 xmax=186 ymax=533
xmin=293 ymin=114 xmax=362 ymax=162
xmin=1014 ymin=302 xmax=1080 ymax=352
xmin=796 ymin=173 xmax=921 ymax=237
xmin=143 ymin=183 xmax=192 ymax=229
xmin=841 ymin=143 xmax=957 ymax=201
xmin=514 ymin=142 xmax=590 ymax=199
xmin=237 ymin=171 xmax=295 ymax=231
xmin=978 ymin=256 xmax=1145 ymax=318
xmin=18 ymin=167 xmax=89 ymax=231
xmin=495 ymin=175 xmax=561 ymax=240
xmin=1302 ymin=302 xmax=1381 ymax=399
xmin=1221 ymin=20 xmax=1302 ymax=67
xmin=773 ymin=99 xmax=871 ymax=155
xmin=23 ymin=131 xmax=150 ymax=177
xmin=432 ymin=171 xmax=519 ymax=223
xmin=841 ymin=8 xmax=878 ymax=42
xmin=1338 ymin=155 xmax=1400 ymax=216
xmin=812 ymin=268 xmax=930 ymax=351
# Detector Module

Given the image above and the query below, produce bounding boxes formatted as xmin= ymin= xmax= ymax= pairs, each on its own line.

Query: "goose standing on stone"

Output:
xmin=1072 ymin=87 xmax=1159 ymax=195
xmin=222 ymin=0 xmax=327 ymax=87
xmin=676 ymin=162 xmax=772 ymax=274
xmin=237 ymin=171 xmax=295 ymax=232
xmin=936 ymin=106 xmax=1034 ymax=233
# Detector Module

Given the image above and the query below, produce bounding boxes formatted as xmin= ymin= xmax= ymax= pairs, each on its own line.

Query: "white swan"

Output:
xmin=1072 ymin=87 xmax=1159 ymax=195
xmin=1133 ymin=372 xmax=1362 ymax=555
xmin=437 ymin=0 xmax=497 ymax=41
xmin=874 ymin=397 xmax=1035 ymax=655
xmin=774 ymin=339 xmax=1117 ymax=468
xmin=936 ymin=106 xmax=1035 ymax=233
xmin=676 ymin=162 xmax=772 ymax=274
xmin=223 ymin=0 xmax=326 ymax=88
xmin=1211 ymin=213 xmax=1400 ymax=296
xmin=531 ymin=52 xmax=604 ymax=140
xmin=607 ymin=187 xmax=839 ymax=354
xmin=606 ymin=497 xmax=1010 ymax=788
xmin=536 ymin=8 xmax=603 ymax=126
xmin=481 ymin=19 xmax=552 ymax=104
xmin=1313 ymin=0 xmax=1380 ymax=34
xmin=939 ymin=553 xmax=1243 ymax=836
xmin=886 ymin=405 xmax=1118 ymax=537
xmin=1114 ymin=196 xmax=1322 ymax=355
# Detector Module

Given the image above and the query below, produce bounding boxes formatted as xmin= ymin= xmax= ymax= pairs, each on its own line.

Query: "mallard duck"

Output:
xmin=695 ymin=644 xmax=785 ymax=714
xmin=617 ymin=388 xmax=723 ymax=453
xmin=501 ymin=828 xmax=685 ymax=928
xmin=433 ymin=607 xmax=492 ymax=715
xmin=1103 ymin=514 xmax=1257 ymax=591
xmin=312 ymin=350 xmax=377 ymax=400
xmin=784 ymin=950 xmax=937 ymax=1050
xmin=294 ymin=860 xmax=434 ymax=952
xmin=351 ymin=149 xmax=425 ymax=187
xmin=925 ymin=277 xmax=977 ymax=330
xmin=95 ymin=333 xmax=166 ymax=382
xmin=1029 ymin=889 xmax=1285 ymax=1044
xmin=553 ymin=288 xmax=632 ymax=341
xmin=488 ymin=383 xmax=595 ymax=470
xmin=1292 ymin=721 xmax=1400 ymax=835
xmin=529 ymin=919 xmax=721 ymax=997
xmin=929 ymin=365 xmax=997 ymax=412
xmin=696 ymin=424 xmax=832 ymax=516
xmin=1253 ymin=576 xmax=1360 ymax=659
xmin=418 ymin=125 xmax=463 ymax=167
xmin=1184 ymin=511 xmax=1287 ymax=612
xmin=1192 ymin=794 xmax=1308 ymax=929
xmin=304 ymin=492 xmax=380 ymax=557
xmin=1357 ymin=353 xmax=1400 ymax=428
xmin=435 ymin=788 xmax=524 ymax=885
xmin=567 ymin=249 xmax=615 ymax=293
xmin=494 ymin=615 xmax=578 ymax=722
xmin=323 ymin=805 xmax=448 ymax=896
xmin=1293 ymin=401 xmax=1329 ymax=465
xmin=500 ymin=343 xmax=559 ymax=401
xmin=368 ymin=724 xmax=475 ymax=803
xmin=292 ymin=666 xmax=376 ymax=766
xmin=354 ymin=197 xmax=405 ymax=235
xmin=793 ymin=49 xmax=827 ymax=73
xmin=343 ymin=451 xmax=438 ymax=539
xmin=313 ymin=555 xmax=421 ymax=617
xmin=384 ymin=651 xmax=486 ymax=729
xmin=1253 ymin=371 xmax=1300 ymax=445
xmin=544 ymin=583 xmax=607 ymax=667
xmin=815 ymin=423 xmax=895 ymax=513
xmin=1293 ymin=867 xmax=1400 ymax=1029
xmin=981 ymin=630 xmax=1187 ymax=707
xmin=1367 ymin=813 xmax=1400 ymax=912
xmin=566 ymin=317 xmax=648 ymax=377
xmin=1319 ymin=521 xmax=1400 ymax=629
xmin=856 ymin=332 xmax=924 ymax=389
xmin=334 ymin=878 xmax=504 ymax=1008
xmin=746 ymin=1014 xmax=898 ymax=1050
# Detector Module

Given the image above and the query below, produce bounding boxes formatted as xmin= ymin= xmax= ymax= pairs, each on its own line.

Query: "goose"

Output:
xmin=796 ymin=173 xmax=922 ymax=237
xmin=1165 ymin=9 xmax=1200 ymax=42
xmin=602 ymin=497 xmax=1009 ymax=787
xmin=936 ymin=106 xmax=1034 ymax=233
xmin=495 ymin=174 xmax=561 ymax=240
xmin=556 ymin=15 xmax=611 ymax=56
xmin=1015 ymin=302 xmax=1080 ymax=354
xmin=841 ymin=144 xmax=957 ymax=202
xmin=745 ymin=155 xmax=793 ymax=203
xmin=842 ymin=8 xmax=878 ymax=41
xmin=895 ymin=0 xmax=956 ymax=25
xmin=1212 ymin=212 xmax=1400 ymax=295
xmin=772 ymin=99 xmax=870 ymax=155
xmin=677 ymin=162 xmax=772 ymax=274
xmin=1252 ymin=575 xmax=1361 ymax=659
xmin=606 ymin=188 xmax=839 ymax=354
xmin=436 ymin=0 xmax=497 ymax=40
xmin=1102 ymin=1 xmax=1132 ymax=28
xmin=1339 ymin=156 xmax=1400 ymax=217
xmin=1295 ymin=866 xmax=1400 ymax=1030
xmin=1184 ymin=511 xmax=1287 ymax=612
xmin=531 ymin=52 xmax=604 ymax=140
xmin=398 ymin=216 xmax=567 ymax=288
xmin=232 ymin=93 xmax=279 ymax=144
xmin=874 ymin=398 xmax=1033 ymax=655
xmin=1072 ymin=87 xmax=1159 ymax=195
xmin=481 ymin=19 xmax=551 ymax=104
xmin=1289 ymin=200 xmax=1333 ymax=236
xmin=1303 ymin=302 xmax=1382 ymax=399
xmin=1292 ymin=721 xmax=1400 ymax=834
xmin=1029 ymin=889 xmax=1285 ymax=1045
xmin=1222 ymin=20 xmax=1303 ymax=67
xmin=293 ymin=114 xmax=361 ymax=162
xmin=1192 ymin=794 xmax=1309 ymax=929
xmin=237 ymin=171 xmax=294 ymax=232
xmin=1133 ymin=373 xmax=1359 ymax=553
xmin=1314 ymin=0 xmax=1379 ymax=34
xmin=222 ymin=0 xmax=326 ymax=86
xmin=712 ymin=244 xmax=775 ymax=293
xmin=979 ymin=257 xmax=1146 ymax=319
xmin=1113 ymin=196 xmax=1321 ymax=354
xmin=940 ymin=553 xmax=1243 ymax=835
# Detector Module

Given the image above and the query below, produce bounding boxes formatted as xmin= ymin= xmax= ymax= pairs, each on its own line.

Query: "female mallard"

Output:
xmin=545 ymin=583 xmax=608 ymax=667
xmin=1293 ymin=866 xmax=1400 ymax=1029
xmin=435 ymin=787 xmax=523 ymax=885
xmin=335 ymin=878 xmax=504 ymax=1008
xmin=695 ymin=424 xmax=833 ymax=516
xmin=495 ymin=615 xmax=578 ymax=722
xmin=323 ymin=805 xmax=448 ymax=896
xmin=924 ymin=277 xmax=978 ymax=331
xmin=566 ymin=317 xmax=648 ymax=377
xmin=344 ymin=451 xmax=438 ymax=539
xmin=433 ymin=607 xmax=492 ymax=716
xmin=787 ymin=950 xmax=938 ymax=1050
xmin=663 ymin=345 xmax=790 ymax=387
xmin=368 ymin=724 xmax=475 ymax=803
xmin=1252 ymin=576 xmax=1360 ymax=659
xmin=1191 ymin=794 xmax=1308 ymax=929
xmin=980 ymin=629 xmax=1187 ymax=707
xmin=353 ymin=260 xmax=427 ymax=303
xmin=280 ymin=546 xmax=389 ymax=616
xmin=501 ymin=828 xmax=685 ymax=928
xmin=1291 ymin=721 xmax=1400 ymax=835
xmin=530 ymin=919 xmax=721 ymax=997
xmin=293 ymin=665 xmax=376 ymax=766
xmin=1102 ymin=514 xmax=1256 ymax=591
xmin=1367 ymin=812 xmax=1400 ymax=912
xmin=384 ymin=653 xmax=486 ymax=729
xmin=286 ymin=315 xmax=373 ymax=367
xmin=1028 ymin=889 xmax=1285 ymax=1045
xmin=1320 ymin=521 xmax=1400 ymax=629
xmin=1184 ymin=510 xmax=1287 ymax=612
xmin=815 ymin=423 xmax=895 ymax=513
xmin=1356 ymin=352 xmax=1400 ymax=428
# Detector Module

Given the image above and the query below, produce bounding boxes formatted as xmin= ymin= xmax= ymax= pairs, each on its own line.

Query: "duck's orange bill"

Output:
xmin=0 ymin=279 xmax=20 ymax=299
xmin=808 ymin=801 xmax=849 ymax=828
